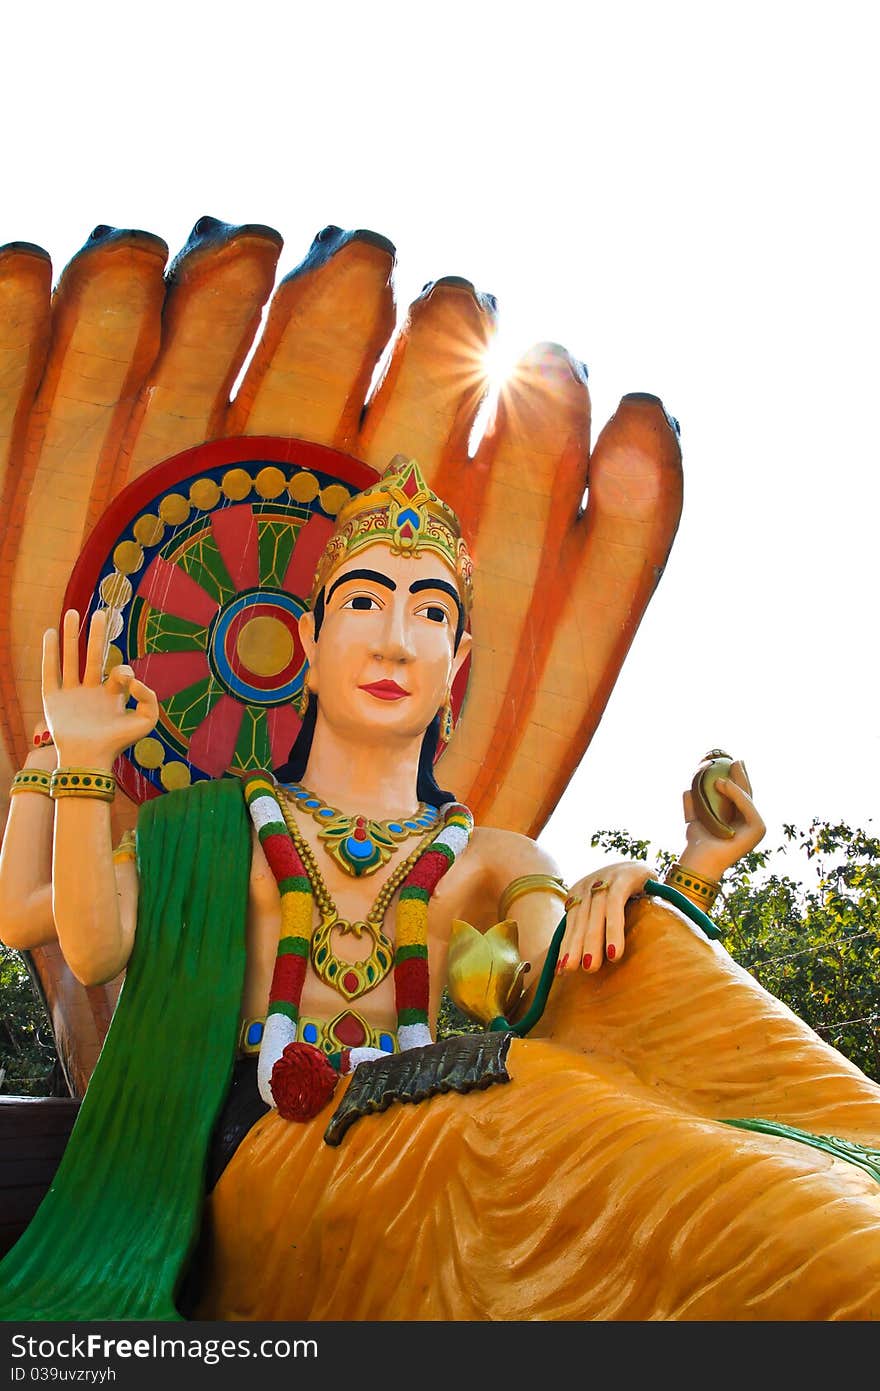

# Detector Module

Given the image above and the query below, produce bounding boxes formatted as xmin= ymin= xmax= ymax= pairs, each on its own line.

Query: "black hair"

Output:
xmin=272 ymin=586 xmax=459 ymax=807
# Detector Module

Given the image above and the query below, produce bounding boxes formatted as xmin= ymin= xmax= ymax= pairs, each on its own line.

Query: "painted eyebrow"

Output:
xmin=409 ymin=578 xmax=463 ymax=619
xmin=326 ymin=568 xmax=397 ymax=604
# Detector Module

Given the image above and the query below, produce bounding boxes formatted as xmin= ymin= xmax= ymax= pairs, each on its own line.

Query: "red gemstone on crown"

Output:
xmin=336 ymin=1008 xmax=366 ymax=1044
xmin=401 ymin=469 xmax=419 ymax=498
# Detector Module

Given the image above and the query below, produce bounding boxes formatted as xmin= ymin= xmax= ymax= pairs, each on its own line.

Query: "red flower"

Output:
xmin=271 ymin=1041 xmax=339 ymax=1121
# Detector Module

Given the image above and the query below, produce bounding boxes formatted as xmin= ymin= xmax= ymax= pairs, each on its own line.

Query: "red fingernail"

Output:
xmin=33 ymin=734 xmax=40 ymax=746
xmin=582 ymin=953 xmax=592 ymax=970
xmin=607 ymin=944 xmax=616 ymax=960
xmin=560 ymin=954 xmax=569 ymax=970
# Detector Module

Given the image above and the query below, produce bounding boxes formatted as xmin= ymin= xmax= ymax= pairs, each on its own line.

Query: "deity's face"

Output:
xmin=299 ymin=542 xmax=472 ymax=744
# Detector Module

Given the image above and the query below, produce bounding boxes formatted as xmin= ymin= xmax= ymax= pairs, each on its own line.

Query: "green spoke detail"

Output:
xmin=173 ymin=535 xmax=235 ymax=607
xmin=161 ymin=677 xmax=223 ymax=742
xmin=144 ymin=611 xmax=209 ymax=655
xmin=128 ymin=594 xmax=145 ymax=656
xmin=231 ymin=706 xmax=271 ymax=771
xmin=257 ymin=518 xmax=299 ymax=589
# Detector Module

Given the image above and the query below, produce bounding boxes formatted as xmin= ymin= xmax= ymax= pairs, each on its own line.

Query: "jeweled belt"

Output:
xmin=238 ymin=1009 xmax=398 ymax=1059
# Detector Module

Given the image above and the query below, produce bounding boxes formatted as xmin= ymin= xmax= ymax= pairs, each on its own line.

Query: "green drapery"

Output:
xmin=0 ymin=777 xmax=250 ymax=1320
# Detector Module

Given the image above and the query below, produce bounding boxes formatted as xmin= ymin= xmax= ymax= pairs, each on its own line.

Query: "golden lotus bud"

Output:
xmin=446 ymin=918 xmax=530 ymax=1026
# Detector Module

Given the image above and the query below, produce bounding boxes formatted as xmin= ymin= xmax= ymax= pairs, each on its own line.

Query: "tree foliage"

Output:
xmin=0 ymin=945 xmax=67 ymax=1096
xmin=592 ymin=820 xmax=880 ymax=1083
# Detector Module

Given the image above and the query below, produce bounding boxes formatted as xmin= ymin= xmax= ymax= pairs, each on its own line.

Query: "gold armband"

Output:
xmin=498 ymin=873 xmax=568 ymax=920
xmin=10 ymin=768 xmax=52 ymax=797
xmin=664 ymin=862 xmax=722 ymax=911
xmin=112 ymin=829 xmax=137 ymax=865
xmin=50 ymin=769 xmax=116 ymax=803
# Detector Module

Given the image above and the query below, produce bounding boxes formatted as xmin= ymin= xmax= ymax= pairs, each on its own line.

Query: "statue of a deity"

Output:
xmin=2 ymin=454 xmax=880 ymax=1321
xmin=1 ymin=220 xmax=879 ymax=1322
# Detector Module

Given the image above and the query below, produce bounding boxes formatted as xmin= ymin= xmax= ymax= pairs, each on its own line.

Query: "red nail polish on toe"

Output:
xmin=560 ymin=954 xmax=569 ymax=971
xmin=582 ymin=953 xmax=592 ymax=970
xmin=606 ymin=944 xmax=616 ymax=960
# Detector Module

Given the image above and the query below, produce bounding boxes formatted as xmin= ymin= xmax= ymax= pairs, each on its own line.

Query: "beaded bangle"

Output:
xmin=10 ymin=768 xmax=52 ymax=797
xmin=50 ymin=768 xmax=116 ymax=802
xmin=498 ymin=873 xmax=569 ymax=920
xmin=664 ymin=862 xmax=722 ymax=911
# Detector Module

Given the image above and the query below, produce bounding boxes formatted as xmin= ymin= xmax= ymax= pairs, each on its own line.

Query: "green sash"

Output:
xmin=0 ymin=777 xmax=250 ymax=1320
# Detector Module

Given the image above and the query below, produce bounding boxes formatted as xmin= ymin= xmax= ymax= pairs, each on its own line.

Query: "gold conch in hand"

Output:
xmin=446 ymin=918 xmax=530 ymax=1026
xmin=691 ymin=748 xmax=752 ymax=840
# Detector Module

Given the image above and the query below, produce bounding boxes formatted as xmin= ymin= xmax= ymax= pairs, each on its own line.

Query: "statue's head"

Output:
xmin=274 ymin=457 xmax=474 ymax=804
xmin=310 ymin=454 xmax=474 ymax=620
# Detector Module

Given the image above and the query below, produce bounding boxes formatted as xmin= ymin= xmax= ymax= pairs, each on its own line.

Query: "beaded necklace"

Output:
xmin=278 ymin=786 xmax=437 ymax=1000
xmin=283 ymin=781 xmax=439 ymax=877
xmin=243 ymin=772 xmax=474 ymax=1107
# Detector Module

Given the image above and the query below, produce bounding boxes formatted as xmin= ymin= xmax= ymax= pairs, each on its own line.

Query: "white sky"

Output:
xmin=2 ymin=0 xmax=877 ymax=885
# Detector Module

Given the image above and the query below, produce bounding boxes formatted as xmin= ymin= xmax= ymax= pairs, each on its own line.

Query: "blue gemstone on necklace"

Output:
xmin=305 ymin=799 xmax=321 ymax=809
xmin=346 ymin=837 xmax=374 ymax=860
xmin=388 ymin=823 xmax=403 ymax=834
xmin=403 ymin=821 xmax=417 ymax=830
xmin=318 ymin=808 xmax=334 ymax=818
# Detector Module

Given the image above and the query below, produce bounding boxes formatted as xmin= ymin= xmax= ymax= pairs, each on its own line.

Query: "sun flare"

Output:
xmin=481 ymin=334 xmax=522 ymax=394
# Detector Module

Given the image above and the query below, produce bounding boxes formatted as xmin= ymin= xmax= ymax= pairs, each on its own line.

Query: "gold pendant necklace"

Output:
xmin=277 ymin=788 xmax=438 ymax=1001
xmin=280 ymin=781 xmax=439 ymax=877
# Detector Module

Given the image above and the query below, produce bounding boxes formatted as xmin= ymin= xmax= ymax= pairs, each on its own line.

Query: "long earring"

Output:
xmin=295 ymin=673 xmax=311 ymax=719
xmin=440 ymin=689 xmax=454 ymax=743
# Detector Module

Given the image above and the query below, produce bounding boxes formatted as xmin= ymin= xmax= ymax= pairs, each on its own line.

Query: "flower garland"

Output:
xmin=243 ymin=772 xmax=474 ymax=1118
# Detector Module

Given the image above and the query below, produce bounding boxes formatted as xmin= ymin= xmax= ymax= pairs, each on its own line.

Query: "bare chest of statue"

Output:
xmin=240 ymin=814 xmax=488 ymax=1037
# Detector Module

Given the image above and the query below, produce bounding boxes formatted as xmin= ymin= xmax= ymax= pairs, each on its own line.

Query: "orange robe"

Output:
xmin=198 ymin=900 xmax=880 ymax=1320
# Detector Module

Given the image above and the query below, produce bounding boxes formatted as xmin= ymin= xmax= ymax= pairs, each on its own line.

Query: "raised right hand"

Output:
xmin=42 ymin=608 xmax=159 ymax=769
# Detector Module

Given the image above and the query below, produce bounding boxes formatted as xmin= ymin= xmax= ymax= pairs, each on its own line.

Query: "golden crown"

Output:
xmin=311 ymin=455 xmax=474 ymax=613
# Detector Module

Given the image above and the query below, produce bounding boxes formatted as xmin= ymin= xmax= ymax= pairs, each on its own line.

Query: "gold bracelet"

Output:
xmin=499 ymin=873 xmax=569 ymax=920
xmin=50 ymin=768 xmax=116 ymax=803
xmin=112 ymin=829 xmax=137 ymax=864
xmin=10 ymin=768 xmax=52 ymax=797
xmin=664 ymin=862 xmax=722 ymax=910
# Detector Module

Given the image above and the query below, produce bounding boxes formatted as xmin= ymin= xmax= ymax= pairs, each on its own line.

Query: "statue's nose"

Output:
xmin=375 ymin=601 xmax=415 ymax=662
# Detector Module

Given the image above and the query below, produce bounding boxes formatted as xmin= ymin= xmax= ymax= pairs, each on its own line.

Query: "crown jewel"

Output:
xmin=311 ymin=455 xmax=474 ymax=612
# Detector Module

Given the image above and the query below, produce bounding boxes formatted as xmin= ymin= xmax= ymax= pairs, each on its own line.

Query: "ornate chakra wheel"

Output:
xmin=64 ymin=438 xmax=380 ymax=802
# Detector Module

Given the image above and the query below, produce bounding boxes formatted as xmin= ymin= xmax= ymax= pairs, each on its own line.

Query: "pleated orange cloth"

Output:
xmin=197 ymin=900 xmax=880 ymax=1321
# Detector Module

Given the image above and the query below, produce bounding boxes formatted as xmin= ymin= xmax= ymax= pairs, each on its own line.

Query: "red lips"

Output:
xmin=358 ymin=680 xmax=410 ymax=700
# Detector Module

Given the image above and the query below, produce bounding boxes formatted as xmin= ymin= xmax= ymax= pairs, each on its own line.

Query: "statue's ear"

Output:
xmin=452 ymin=627 xmax=473 ymax=682
xmin=299 ymin=609 xmax=317 ymax=675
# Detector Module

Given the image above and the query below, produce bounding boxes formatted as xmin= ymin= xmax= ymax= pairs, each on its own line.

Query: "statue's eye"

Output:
xmin=419 ymin=604 xmax=449 ymax=624
xmin=343 ymin=594 xmax=381 ymax=611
